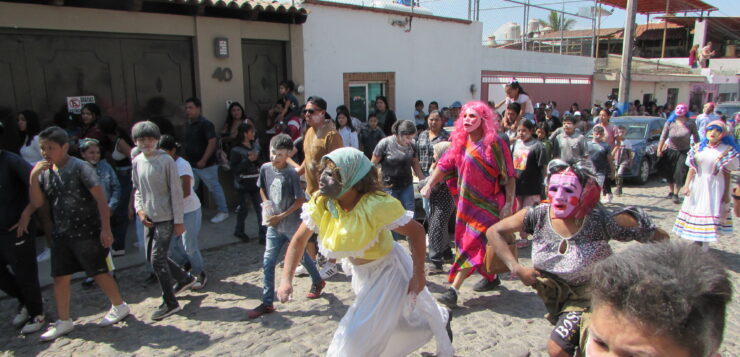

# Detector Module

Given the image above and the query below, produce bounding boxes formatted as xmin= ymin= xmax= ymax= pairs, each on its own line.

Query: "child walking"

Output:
xmin=611 ymin=125 xmax=633 ymax=196
xmin=131 ymin=121 xmax=196 ymax=321
xmin=512 ymin=120 xmax=548 ymax=247
xmin=159 ymin=135 xmax=208 ymax=290
xmin=78 ymin=138 xmax=120 ymax=288
xmin=278 ymin=147 xmax=453 ymax=356
xmin=358 ymin=113 xmax=385 ymax=159
xmin=247 ymin=134 xmax=324 ymax=318
xmin=230 ymin=123 xmax=265 ymax=243
xmin=588 ymin=126 xmax=615 ymax=203
xmin=424 ymin=141 xmax=455 ymax=273
xmin=29 ymin=126 xmax=129 ymax=341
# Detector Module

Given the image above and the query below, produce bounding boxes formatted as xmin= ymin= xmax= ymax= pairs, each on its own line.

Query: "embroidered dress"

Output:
xmin=673 ymin=143 xmax=739 ymax=242
xmin=302 ymin=191 xmax=453 ymax=357
xmin=437 ymin=137 xmax=515 ymax=282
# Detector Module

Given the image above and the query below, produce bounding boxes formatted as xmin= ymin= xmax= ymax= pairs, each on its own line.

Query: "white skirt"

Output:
xmin=328 ymin=242 xmax=454 ymax=357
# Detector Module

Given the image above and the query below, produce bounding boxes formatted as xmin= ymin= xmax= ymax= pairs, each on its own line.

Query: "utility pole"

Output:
xmin=618 ymin=0 xmax=637 ymax=113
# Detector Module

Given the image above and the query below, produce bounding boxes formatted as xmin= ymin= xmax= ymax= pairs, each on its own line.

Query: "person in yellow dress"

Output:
xmin=277 ymin=147 xmax=453 ymax=357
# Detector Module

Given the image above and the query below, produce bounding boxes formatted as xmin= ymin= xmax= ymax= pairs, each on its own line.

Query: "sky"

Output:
xmin=342 ymin=0 xmax=740 ymax=42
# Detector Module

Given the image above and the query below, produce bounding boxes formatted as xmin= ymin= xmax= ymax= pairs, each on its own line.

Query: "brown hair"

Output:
xmin=319 ymin=159 xmax=385 ymax=195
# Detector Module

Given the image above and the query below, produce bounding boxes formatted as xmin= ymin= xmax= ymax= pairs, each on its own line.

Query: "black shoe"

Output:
xmin=665 ymin=192 xmax=674 ymax=199
xmin=436 ymin=287 xmax=458 ymax=308
xmin=183 ymin=262 xmax=192 ymax=273
xmin=234 ymin=232 xmax=250 ymax=242
xmin=81 ymin=277 xmax=95 ymax=289
xmin=173 ymin=275 xmax=197 ymax=296
xmin=426 ymin=262 xmax=445 ymax=275
xmin=144 ymin=273 xmax=158 ymax=285
xmin=472 ymin=276 xmax=501 ymax=292
xmin=192 ymin=272 xmax=207 ymax=290
xmin=445 ymin=309 xmax=453 ymax=342
xmin=672 ymin=195 xmax=681 ymax=204
xmin=259 ymin=237 xmax=266 ymax=245
xmin=151 ymin=303 xmax=182 ymax=321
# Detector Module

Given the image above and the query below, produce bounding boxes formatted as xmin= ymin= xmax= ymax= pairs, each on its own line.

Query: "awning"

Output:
xmin=659 ymin=16 xmax=740 ymax=40
xmin=597 ymin=0 xmax=717 ymax=15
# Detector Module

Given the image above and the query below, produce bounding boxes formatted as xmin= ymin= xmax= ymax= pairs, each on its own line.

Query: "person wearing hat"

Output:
xmin=448 ymin=101 xmax=462 ymax=125
xmin=543 ymin=104 xmax=562 ymax=134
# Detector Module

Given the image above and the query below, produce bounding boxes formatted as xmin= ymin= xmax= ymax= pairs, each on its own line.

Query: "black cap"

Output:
xmin=307 ymin=96 xmax=327 ymax=111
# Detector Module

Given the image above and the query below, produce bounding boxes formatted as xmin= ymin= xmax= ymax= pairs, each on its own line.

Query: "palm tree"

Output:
xmin=539 ymin=10 xmax=576 ymax=32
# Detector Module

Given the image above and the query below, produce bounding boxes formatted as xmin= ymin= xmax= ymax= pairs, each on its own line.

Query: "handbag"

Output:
xmin=482 ymin=241 xmax=518 ymax=275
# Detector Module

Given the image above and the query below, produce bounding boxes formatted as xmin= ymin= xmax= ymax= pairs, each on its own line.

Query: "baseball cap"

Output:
xmin=450 ymin=101 xmax=462 ymax=108
xmin=545 ymin=104 xmax=553 ymax=110
xmin=574 ymin=111 xmax=582 ymax=116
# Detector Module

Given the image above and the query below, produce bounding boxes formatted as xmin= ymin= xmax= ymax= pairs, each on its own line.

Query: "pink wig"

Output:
xmin=448 ymin=100 xmax=501 ymax=163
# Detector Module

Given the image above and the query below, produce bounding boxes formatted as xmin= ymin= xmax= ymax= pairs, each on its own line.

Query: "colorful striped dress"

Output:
xmin=673 ymin=143 xmax=739 ymax=242
xmin=437 ymin=137 xmax=515 ymax=282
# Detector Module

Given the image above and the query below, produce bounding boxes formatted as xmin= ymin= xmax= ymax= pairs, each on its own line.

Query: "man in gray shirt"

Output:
xmin=552 ymin=116 xmax=589 ymax=163
xmin=132 ymin=121 xmax=195 ymax=321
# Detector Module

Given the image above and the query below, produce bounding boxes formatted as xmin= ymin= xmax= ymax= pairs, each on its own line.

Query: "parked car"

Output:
xmin=587 ymin=116 xmax=665 ymax=184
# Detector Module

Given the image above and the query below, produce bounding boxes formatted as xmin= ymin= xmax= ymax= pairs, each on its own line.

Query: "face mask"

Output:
xmin=675 ymin=104 xmax=688 ymax=116
xmin=548 ymin=172 xmax=583 ymax=219
xmin=319 ymin=167 xmax=343 ymax=198
xmin=463 ymin=109 xmax=482 ymax=133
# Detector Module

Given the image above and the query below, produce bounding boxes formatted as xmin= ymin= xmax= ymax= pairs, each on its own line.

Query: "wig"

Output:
xmin=448 ymin=100 xmax=501 ymax=163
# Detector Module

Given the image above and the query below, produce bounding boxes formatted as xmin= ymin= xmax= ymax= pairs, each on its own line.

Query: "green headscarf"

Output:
xmin=321 ymin=147 xmax=373 ymax=198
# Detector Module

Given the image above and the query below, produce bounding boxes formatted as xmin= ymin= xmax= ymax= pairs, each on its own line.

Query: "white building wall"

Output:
xmin=301 ymin=3 xmax=483 ymax=121
xmin=593 ymin=80 xmax=693 ymax=106
xmin=481 ymin=47 xmax=595 ymax=75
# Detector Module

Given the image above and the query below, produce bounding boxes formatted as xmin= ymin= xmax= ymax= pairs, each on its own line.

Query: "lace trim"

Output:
xmin=317 ymin=210 xmax=415 ymax=260
xmin=300 ymin=203 xmax=319 ymax=234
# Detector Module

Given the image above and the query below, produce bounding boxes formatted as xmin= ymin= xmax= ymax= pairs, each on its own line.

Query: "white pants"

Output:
xmin=328 ymin=242 xmax=454 ymax=357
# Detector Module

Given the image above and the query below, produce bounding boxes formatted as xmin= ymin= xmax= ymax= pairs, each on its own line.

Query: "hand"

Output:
xmin=682 ymin=186 xmax=690 ymax=196
xmin=420 ymin=184 xmax=432 ymax=198
xmin=722 ymin=193 xmax=730 ymax=204
xmin=196 ymin=160 xmax=206 ymax=169
xmin=514 ymin=265 xmax=541 ymax=286
xmin=31 ymin=160 xmax=51 ymax=178
xmin=277 ymin=282 xmax=293 ymax=303
xmin=266 ymin=214 xmax=284 ymax=227
xmin=248 ymin=152 xmax=258 ymax=161
xmin=656 ymin=149 xmax=663 ymax=158
xmin=138 ymin=211 xmax=154 ymax=228
xmin=406 ymin=271 xmax=426 ymax=295
xmin=501 ymin=202 xmax=513 ymax=218
xmin=9 ymin=210 xmax=32 ymax=238
xmin=174 ymin=223 xmax=186 ymax=237
xmin=128 ymin=206 xmax=135 ymax=221
xmin=100 ymin=229 xmax=114 ymax=248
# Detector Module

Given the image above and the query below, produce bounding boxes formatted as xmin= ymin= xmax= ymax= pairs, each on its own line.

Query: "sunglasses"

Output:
xmin=303 ymin=108 xmax=316 ymax=115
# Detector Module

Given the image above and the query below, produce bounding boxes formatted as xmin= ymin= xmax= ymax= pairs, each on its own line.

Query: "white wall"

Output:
xmin=301 ymin=3 xmax=483 ymax=121
xmin=593 ymin=80 xmax=693 ymax=105
xmin=481 ymin=47 xmax=595 ymax=75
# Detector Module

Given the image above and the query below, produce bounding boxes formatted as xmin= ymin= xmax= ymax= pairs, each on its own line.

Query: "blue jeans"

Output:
xmin=169 ymin=208 xmax=204 ymax=274
xmin=262 ymin=227 xmax=321 ymax=305
xmin=192 ymin=165 xmax=228 ymax=213
xmin=385 ymin=184 xmax=415 ymax=240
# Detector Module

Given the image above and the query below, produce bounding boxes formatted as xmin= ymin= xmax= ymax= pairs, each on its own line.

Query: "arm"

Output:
xmin=722 ymin=170 xmax=731 ymax=204
xmin=116 ymin=138 xmax=132 ymax=159
xmin=607 ymin=151 xmax=616 ymax=179
xmin=268 ymin=196 xmax=306 ymax=226
xmin=277 ymin=223 xmax=315 ymax=302
xmin=485 ymin=209 xmax=539 ymax=285
xmin=89 ymin=185 xmax=113 ymax=248
xmin=411 ymin=157 xmax=425 ymax=180
xmin=108 ymin=166 xmax=121 ymax=211
xmin=168 ymin=160 xmax=185 ymax=226
xmin=371 ymin=154 xmax=381 ymax=165
xmin=420 ymin=166 xmax=444 ymax=198
xmin=181 ymin=175 xmax=192 ymax=198
xmin=682 ymin=168 xmax=696 ymax=196
xmin=197 ymin=137 xmax=218 ymax=169
xmin=494 ymin=99 xmax=506 ymax=109
xmin=392 ymin=219 xmax=427 ymax=295
xmin=502 ymin=177 xmax=515 ymax=217
xmin=29 ymin=161 xmax=50 ymax=209
xmin=657 ymin=123 xmax=669 ymax=156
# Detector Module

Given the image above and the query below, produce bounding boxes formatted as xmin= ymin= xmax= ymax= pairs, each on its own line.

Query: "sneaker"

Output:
xmin=143 ymin=273 xmax=158 ymax=285
xmin=99 ymin=303 xmax=130 ymax=326
xmin=319 ymin=262 xmax=339 ymax=280
xmin=111 ymin=249 xmax=126 ymax=257
xmin=247 ymin=303 xmax=275 ymax=319
xmin=615 ymin=187 xmax=623 ymax=196
xmin=605 ymin=194 xmax=613 ymax=204
xmin=183 ymin=262 xmax=192 ymax=273
xmin=294 ymin=265 xmax=309 ymax=277
xmin=306 ymin=280 xmax=326 ymax=299
xmin=210 ymin=212 xmax=229 ymax=224
xmin=39 ymin=319 xmax=74 ymax=341
xmin=173 ymin=275 xmax=197 ymax=296
xmin=36 ymin=248 xmax=51 ymax=262
xmin=21 ymin=315 xmax=45 ymax=334
xmin=81 ymin=277 xmax=96 ymax=289
xmin=12 ymin=306 xmax=29 ymax=327
xmin=192 ymin=272 xmax=208 ymax=290
xmin=436 ymin=287 xmax=458 ymax=308
xmin=472 ymin=276 xmax=501 ymax=292
xmin=426 ymin=262 xmax=444 ymax=275
xmin=234 ymin=232 xmax=250 ymax=242
xmin=672 ymin=195 xmax=681 ymax=204
xmin=665 ymin=192 xmax=674 ymax=199
xmin=151 ymin=303 xmax=182 ymax=321
xmin=445 ymin=309 xmax=453 ymax=342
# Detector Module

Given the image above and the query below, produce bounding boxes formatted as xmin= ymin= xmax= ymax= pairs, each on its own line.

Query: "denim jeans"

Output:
xmin=192 ymin=164 xmax=228 ymax=213
xmin=262 ymin=227 xmax=321 ymax=305
xmin=385 ymin=184 xmax=415 ymax=240
xmin=112 ymin=168 xmax=132 ymax=251
xmin=169 ymin=208 xmax=204 ymax=274
xmin=235 ymin=188 xmax=266 ymax=240
xmin=145 ymin=220 xmax=190 ymax=307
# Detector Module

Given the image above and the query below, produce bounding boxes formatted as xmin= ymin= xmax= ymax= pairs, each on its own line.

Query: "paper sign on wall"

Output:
xmin=67 ymin=96 xmax=96 ymax=114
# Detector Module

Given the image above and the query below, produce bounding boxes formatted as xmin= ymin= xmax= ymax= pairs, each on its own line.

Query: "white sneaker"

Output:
xmin=21 ymin=315 xmax=45 ymax=334
xmin=99 ymin=303 xmax=130 ymax=327
xmin=319 ymin=262 xmax=339 ymax=280
xmin=210 ymin=212 xmax=229 ymax=224
xmin=36 ymin=248 xmax=51 ymax=262
xmin=605 ymin=194 xmax=613 ymax=203
xmin=12 ymin=306 xmax=29 ymax=327
xmin=40 ymin=319 xmax=74 ymax=341
xmin=294 ymin=265 xmax=308 ymax=277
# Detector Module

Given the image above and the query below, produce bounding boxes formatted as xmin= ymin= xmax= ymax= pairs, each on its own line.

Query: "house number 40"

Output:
xmin=212 ymin=67 xmax=233 ymax=82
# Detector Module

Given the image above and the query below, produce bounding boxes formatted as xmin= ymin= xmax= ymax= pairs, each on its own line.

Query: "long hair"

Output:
xmin=448 ymin=101 xmax=500 ymax=162
xmin=226 ymin=102 xmax=247 ymax=129
xmin=19 ymin=110 xmax=40 ymax=146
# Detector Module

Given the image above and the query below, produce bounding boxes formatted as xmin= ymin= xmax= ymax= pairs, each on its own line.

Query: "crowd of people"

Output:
xmin=0 ymin=78 xmax=738 ymax=356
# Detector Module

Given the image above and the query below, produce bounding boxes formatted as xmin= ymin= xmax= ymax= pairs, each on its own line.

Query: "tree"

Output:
xmin=539 ymin=10 xmax=576 ymax=32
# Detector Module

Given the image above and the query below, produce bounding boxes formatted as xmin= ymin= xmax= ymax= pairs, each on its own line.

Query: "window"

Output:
xmin=666 ymin=88 xmax=679 ymax=107
xmin=642 ymin=94 xmax=653 ymax=106
xmin=348 ymin=82 xmax=385 ymax=121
